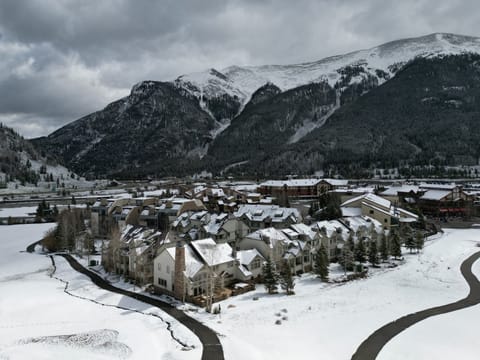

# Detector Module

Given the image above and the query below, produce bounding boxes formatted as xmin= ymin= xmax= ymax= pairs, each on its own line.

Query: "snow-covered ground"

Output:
xmin=1 ymin=223 xmax=479 ymax=360
xmin=187 ymin=229 xmax=480 ymax=360
xmin=378 ymin=250 xmax=480 ymax=360
xmin=0 ymin=224 xmax=201 ymax=360
xmin=0 ymin=206 xmax=38 ymax=217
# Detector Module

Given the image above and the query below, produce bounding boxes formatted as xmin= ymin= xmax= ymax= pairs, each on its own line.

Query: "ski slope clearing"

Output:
xmin=188 ymin=229 xmax=480 ymax=360
xmin=0 ymin=224 xmax=200 ymax=360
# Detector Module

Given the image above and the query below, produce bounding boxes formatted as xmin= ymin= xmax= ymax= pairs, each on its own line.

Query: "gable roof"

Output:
xmin=246 ymin=227 xmax=293 ymax=248
xmin=166 ymin=245 xmax=203 ymax=278
xmin=190 ymin=238 xmax=235 ymax=266
xmin=381 ymin=184 xmax=421 ymax=196
xmin=260 ymin=179 xmax=322 ymax=187
xmin=420 ymin=189 xmax=451 ymax=201
xmin=234 ymin=204 xmax=301 ymax=223
xmin=237 ymin=249 xmax=264 ymax=265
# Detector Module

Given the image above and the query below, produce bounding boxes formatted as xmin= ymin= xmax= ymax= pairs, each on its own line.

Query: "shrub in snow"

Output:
xmin=275 ymin=320 xmax=282 ymax=325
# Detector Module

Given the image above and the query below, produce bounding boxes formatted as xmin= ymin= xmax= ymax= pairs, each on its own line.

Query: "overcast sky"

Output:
xmin=0 ymin=0 xmax=479 ymax=138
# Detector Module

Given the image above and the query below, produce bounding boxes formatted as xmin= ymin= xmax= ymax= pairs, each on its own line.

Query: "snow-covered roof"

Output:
xmin=420 ymin=189 xmax=451 ymax=201
xmin=363 ymin=193 xmax=391 ymax=209
xmin=381 ymin=185 xmax=421 ymax=196
xmin=121 ymin=225 xmax=161 ymax=256
xmin=167 ymin=245 xmax=203 ymax=278
xmin=190 ymin=238 xmax=235 ymax=266
xmin=260 ymin=179 xmax=321 ymax=187
xmin=341 ymin=193 xmax=391 ymax=209
xmin=321 ymin=178 xmax=349 ymax=187
xmin=344 ymin=216 xmax=384 ymax=234
xmin=419 ymin=183 xmax=457 ymax=190
xmin=281 ymin=228 xmax=299 ymax=239
xmin=311 ymin=220 xmax=350 ymax=239
xmin=289 ymin=223 xmax=317 ymax=240
xmin=237 ymin=249 xmax=264 ymax=265
xmin=208 ymin=188 xmax=225 ymax=197
xmin=203 ymin=213 xmax=229 ymax=235
xmin=246 ymin=227 xmax=293 ymax=248
xmin=234 ymin=204 xmax=300 ymax=223
xmin=341 ymin=194 xmax=367 ymax=207
xmin=341 ymin=207 xmax=362 ymax=217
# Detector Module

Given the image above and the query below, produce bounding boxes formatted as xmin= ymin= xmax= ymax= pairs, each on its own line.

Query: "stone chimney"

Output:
xmin=174 ymin=241 xmax=186 ymax=301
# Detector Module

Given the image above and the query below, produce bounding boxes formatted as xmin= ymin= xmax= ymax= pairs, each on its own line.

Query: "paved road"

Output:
xmin=59 ymin=254 xmax=224 ymax=360
xmin=351 ymin=250 xmax=480 ymax=360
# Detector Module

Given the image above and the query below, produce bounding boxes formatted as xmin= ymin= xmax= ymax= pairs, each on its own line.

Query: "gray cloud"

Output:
xmin=0 ymin=0 xmax=479 ymax=138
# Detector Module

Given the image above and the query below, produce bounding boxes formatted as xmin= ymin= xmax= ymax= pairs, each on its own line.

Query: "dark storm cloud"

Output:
xmin=0 ymin=0 xmax=479 ymax=137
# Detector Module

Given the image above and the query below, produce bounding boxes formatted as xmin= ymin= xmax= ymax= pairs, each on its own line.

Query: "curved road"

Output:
xmin=59 ymin=254 xmax=224 ymax=360
xmin=351 ymin=250 xmax=480 ymax=360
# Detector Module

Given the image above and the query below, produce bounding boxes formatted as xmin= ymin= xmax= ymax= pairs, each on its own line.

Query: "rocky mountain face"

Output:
xmin=34 ymin=81 xmax=219 ymax=178
xmin=0 ymin=124 xmax=55 ymax=186
xmin=32 ymin=33 xmax=480 ymax=178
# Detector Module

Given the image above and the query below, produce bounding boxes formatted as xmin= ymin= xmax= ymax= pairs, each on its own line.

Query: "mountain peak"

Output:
xmin=175 ymin=33 xmax=480 ymax=107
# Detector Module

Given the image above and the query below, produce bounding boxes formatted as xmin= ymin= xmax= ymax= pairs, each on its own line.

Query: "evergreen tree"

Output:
xmin=346 ymin=232 xmax=355 ymax=252
xmin=390 ymin=229 xmax=402 ymax=260
xmin=339 ymin=245 xmax=354 ymax=274
xmin=415 ymin=231 xmax=425 ymax=253
xmin=404 ymin=234 xmax=416 ymax=253
xmin=354 ymin=237 xmax=366 ymax=263
xmin=52 ymin=205 xmax=59 ymax=219
xmin=314 ymin=243 xmax=329 ymax=282
xmin=318 ymin=193 xmax=342 ymax=220
xmin=368 ymin=239 xmax=379 ymax=266
xmin=279 ymin=260 xmax=295 ymax=295
xmin=380 ymin=232 xmax=389 ymax=262
xmin=262 ymin=257 xmax=279 ymax=294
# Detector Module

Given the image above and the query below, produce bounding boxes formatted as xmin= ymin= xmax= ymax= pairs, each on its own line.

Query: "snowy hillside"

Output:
xmin=175 ymin=33 xmax=480 ymax=105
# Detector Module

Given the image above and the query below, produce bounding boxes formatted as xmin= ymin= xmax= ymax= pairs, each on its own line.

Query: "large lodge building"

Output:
xmin=258 ymin=178 xmax=348 ymax=199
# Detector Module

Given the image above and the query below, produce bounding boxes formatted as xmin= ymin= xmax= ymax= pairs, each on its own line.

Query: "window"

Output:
xmin=369 ymin=210 xmax=374 ymax=215
xmin=384 ymin=218 xmax=388 ymax=223
xmin=157 ymin=263 xmax=162 ymax=271
xmin=166 ymin=265 xmax=170 ymax=274
xmin=158 ymin=278 xmax=167 ymax=287
xmin=251 ymin=259 xmax=261 ymax=269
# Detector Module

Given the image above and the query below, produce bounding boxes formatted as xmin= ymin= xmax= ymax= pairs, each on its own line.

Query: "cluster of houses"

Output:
xmin=91 ymin=178 xmax=480 ymax=306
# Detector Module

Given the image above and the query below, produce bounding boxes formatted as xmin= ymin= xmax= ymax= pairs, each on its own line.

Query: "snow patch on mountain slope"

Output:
xmin=288 ymin=90 xmax=341 ymax=144
xmin=176 ymin=33 xmax=480 ymax=106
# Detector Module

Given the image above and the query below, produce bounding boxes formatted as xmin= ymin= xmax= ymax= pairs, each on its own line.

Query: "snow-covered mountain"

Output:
xmin=175 ymin=33 xmax=480 ymax=105
xmin=32 ymin=33 xmax=480 ymax=178
xmin=0 ymin=124 xmax=91 ymax=193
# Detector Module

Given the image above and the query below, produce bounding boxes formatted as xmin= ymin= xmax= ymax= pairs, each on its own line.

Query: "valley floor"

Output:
xmin=1 ymin=224 xmax=479 ymax=360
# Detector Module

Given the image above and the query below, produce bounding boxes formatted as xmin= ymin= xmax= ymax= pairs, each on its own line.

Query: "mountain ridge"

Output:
xmin=31 ymin=33 xmax=480 ymax=178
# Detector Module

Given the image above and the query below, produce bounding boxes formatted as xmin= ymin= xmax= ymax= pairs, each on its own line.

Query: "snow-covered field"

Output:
xmin=378 ymin=255 xmax=480 ymax=360
xmin=0 ymin=224 xmax=200 ymax=360
xmin=187 ymin=229 xmax=480 ymax=360
xmin=1 ymin=223 xmax=479 ymax=360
